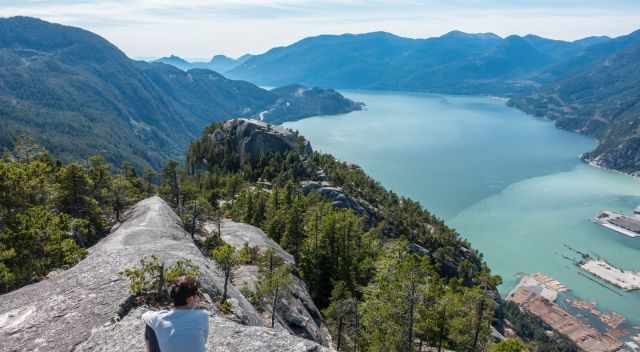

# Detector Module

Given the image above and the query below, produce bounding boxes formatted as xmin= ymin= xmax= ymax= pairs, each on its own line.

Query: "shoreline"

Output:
xmin=506 ymin=100 xmax=640 ymax=181
xmin=584 ymin=158 xmax=640 ymax=181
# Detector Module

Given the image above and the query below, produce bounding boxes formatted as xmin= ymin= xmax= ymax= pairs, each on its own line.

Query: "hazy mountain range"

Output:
xmin=224 ymin=30 xmax=613 ymax=95
xmin=155 ymin=54 xmax=253 ymax=73
xmin=0 ymin=17 xmax=360 ymax=169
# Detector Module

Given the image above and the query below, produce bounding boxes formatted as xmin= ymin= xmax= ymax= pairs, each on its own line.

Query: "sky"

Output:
xmin=1 ymin=0 xmax=639 ymax=60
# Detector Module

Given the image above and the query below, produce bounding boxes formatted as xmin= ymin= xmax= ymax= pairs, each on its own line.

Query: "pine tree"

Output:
xmin=161 ymin=160 xmax=180 ymax=207
xmin=211 ymin=244 xmax=238 ymax=301
xmin=87 ymin=155 xmax=111 ymax=206
xmin=142 ymin=166 xmax=157 ymax=196
xmin=182 ymin=197 xmax=213 ymax=239
xmin=56 ymin=163 xmax=92 ymax=218
xmin=258 ymin=249 xmax=292 ymax=328
xmin=360 ymin=242 xmax=433 ymax=352
xmin=323 ymin=281 xmax=360 ymax=351
xmin=109 ymin=175 xmax=129 ymax=223
xmin=281 ymin=197 xmax=305 ymax=262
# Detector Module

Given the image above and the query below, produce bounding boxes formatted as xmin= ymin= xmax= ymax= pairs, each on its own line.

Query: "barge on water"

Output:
xmin=593 ymin=208 xmax=640 ymax=238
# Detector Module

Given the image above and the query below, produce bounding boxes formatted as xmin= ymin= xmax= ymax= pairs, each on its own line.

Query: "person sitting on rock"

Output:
xmin=142 ymin=276 xmax=209 ymax=352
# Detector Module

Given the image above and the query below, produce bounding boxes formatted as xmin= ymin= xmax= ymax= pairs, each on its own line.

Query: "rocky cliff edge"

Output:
xmin=0 ymin=196 xmax=329 ymax=352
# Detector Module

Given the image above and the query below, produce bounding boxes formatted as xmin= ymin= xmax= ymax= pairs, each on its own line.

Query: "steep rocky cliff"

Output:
xmin=213 ymin=220 xmax=332 ymax=346
xmin=0 ymin=197 xmax=329 ymax=352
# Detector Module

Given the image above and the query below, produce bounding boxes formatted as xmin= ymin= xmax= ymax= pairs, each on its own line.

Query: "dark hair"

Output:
xmin=169 ymin=276 xmax=200 ymax=306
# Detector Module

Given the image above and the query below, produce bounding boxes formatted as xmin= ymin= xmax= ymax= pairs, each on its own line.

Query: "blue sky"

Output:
xmin=1 ymin=0 xmax=639 ymax=59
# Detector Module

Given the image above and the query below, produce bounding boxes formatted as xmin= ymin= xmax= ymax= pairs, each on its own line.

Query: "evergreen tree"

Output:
xmin=323 ymin=281 xmax=360 ymax=351
xmin=281 ymin=197 xmax=305 ymax=262
xmin=88 ymin=155 xmax=111 ymax=206
xmin=109 ymin=175 xmax=129 ymax=223
xmin=182 ymin=197 xmax=213 ymax=239
xmin=258 ymin=248 xmax=293 ymax=328
xmin=360 ymin=243 xmax=433 ymax=352
xmin=161 ymin=160 xmax=180 ymax=207
xmin=55 ymin=163 xmax=92 ymax=218
xmin=142 ymin=166 xmax=157 ymax=197
xmin=211 ymin=244 xmax=238 ymax=301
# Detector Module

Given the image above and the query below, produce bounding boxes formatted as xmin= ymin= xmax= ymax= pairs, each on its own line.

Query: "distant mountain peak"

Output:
xmin=359 ymin=31 xmax=398 ymax=38
xmin=209 ymin=54 xmax=235 ymax=64
xmin=158 ymin=54 xmax=189 ymax=63
xmin=441 ymin=30 xmax=501 ymax=40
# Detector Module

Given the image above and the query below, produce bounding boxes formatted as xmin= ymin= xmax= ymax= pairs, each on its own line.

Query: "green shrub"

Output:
xmin=238 ymin=242 xmax=261 ymax=265
xmin=121 ymin=255 xmax=163 ymax=296
xmin=240 ymin=286 xmax=264 ymax=312
xmin=218 ymin=299 xmax=233 ymax=314
xmin=121 ymin=255 xmax=200 ymax=301
xmin=165 ymin=259 xmax=200 ymax=283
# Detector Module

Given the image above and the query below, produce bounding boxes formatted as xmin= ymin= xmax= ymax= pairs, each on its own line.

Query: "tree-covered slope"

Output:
xmin=0 ymin=17 xmax=361 ymax=170
xmin=0 ymin=119 xmax=576 ymax=351
xmin=181 ymin=118 xmax=576 ymax=351
xmin=228 ymin=30 xmax=613 ymax=95
xmin=509 ymin=30 xmax=640 ymax=175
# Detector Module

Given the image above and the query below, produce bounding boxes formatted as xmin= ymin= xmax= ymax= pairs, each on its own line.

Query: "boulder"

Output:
xmin=300 ymin=181 xmax=378 ymax=222
xmin=0 ymin=197 xmax=329 ymax=352
xmin=214 ymin=220 xmax=294 ymax=265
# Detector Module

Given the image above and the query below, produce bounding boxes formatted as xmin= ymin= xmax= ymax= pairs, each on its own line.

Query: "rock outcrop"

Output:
xmin=301 ymin=180 xmax=378 ymax=222
xmin=0 ymin=197 xmax=329 ymax=352
xmin=209 ymin=220 xmax=333 ymax=347
xmin=222 ymin=118 xmax=312 ymax=164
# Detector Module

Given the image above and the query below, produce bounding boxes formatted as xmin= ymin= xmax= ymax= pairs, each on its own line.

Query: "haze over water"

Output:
xmin=284 ymin=91 xmax=640 ymax=323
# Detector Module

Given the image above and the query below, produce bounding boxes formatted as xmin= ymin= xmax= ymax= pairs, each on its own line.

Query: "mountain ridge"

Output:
xmin=0 ymin=196 xmax=330 ymax=352
xmin=509 ymin=30 xmax=640 ymax=175
xmin=0 ymin=16 xmax=361 ymax=169
xmin=155 ymin=53 xmax=244 ymax=73
xmin=226 ymin=29 xmax=622 ymax=95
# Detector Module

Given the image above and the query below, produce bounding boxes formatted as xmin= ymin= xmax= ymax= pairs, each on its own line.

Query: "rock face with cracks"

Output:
xmin=211 ymin=220 xmax=333 ymax=347
xmin=0 ymin=196 xmax=330 ymax=352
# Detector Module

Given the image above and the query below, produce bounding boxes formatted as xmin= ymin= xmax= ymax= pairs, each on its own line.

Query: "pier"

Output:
xmin=593 ymin=210 xmax=640 ymax=238
xmin=580 ymin=259 xmax=640 ymax=291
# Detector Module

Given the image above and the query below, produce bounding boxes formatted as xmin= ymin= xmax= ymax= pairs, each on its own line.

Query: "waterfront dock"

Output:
xmin=507 ymin=273 xmax=624 ymax=352
xmin=593 ymin=210 xmax=640 ymax=238
xmin=580 ymin=259 xmax=640 ymax=291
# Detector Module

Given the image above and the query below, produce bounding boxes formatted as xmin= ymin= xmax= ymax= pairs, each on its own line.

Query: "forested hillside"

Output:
xmin=0 ymin=119 xmax=577 ymax=351
xmin=180 ymin=119 xmax=576 ymax=351
xmin=0 ymin=138 xmax=153 ymax=293
xmin=183 ymin=119 xmax=501 ymax=351
xmin=227 ymin=30 xmax=614 ymax=95
xmin=0 ymin=17 xmax=361 ymax=170
xmin=509 ymin=30 xmax=640 ymax=175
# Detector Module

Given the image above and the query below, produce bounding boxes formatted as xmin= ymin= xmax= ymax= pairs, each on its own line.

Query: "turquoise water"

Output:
xmin=283 ymin=91 xmax=640 ymax=323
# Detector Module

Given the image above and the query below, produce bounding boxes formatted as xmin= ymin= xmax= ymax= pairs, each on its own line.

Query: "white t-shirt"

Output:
xmin=142 ymin=309 xmax=209 ymax=352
